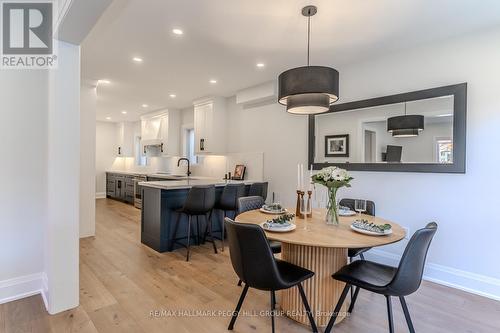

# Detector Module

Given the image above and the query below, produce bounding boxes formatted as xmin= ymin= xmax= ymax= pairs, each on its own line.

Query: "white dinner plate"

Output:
xmin=350 ymin=224 xmax=392 ymax=236
xmin=339 ymin=210 xmax=356 ymax=216
xmin=260 ymin=222 xmax=296 ymax=233
xmin=260 ymin=207 xmax=287 ymax=215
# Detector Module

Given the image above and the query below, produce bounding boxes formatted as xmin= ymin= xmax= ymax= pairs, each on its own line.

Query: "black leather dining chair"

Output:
xmin=248 ymin=182 xmax=268 ymax=201
xmin=324 ymin=222 xmax=438 ymax=333
xmin=225 ymin=218 xmax=318 ymax=333
xmin=235 ymin=196 xmax=282 ymax=286
xmin=170 ymin=185 xmax=217 ymax=261
xmin=215 ymin=183 xmax=246 ymax=251
xmin=339 ymin=198 xmax=376 ymax=260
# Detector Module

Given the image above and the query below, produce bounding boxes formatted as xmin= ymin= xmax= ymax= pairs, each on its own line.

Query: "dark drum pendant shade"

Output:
xmin=278 ymin=66 xmax=339 ymax=114
xmin=387 ymin=115 xmax=424 ymax=137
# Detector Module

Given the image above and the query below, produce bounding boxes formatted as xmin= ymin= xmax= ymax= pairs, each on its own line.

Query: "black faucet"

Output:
xmin=177 ymin=158 xmax=192 ymax=177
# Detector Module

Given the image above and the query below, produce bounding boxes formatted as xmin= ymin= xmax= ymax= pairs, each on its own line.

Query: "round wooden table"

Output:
xmin=235 ymin=208 xmax=405 ymax=327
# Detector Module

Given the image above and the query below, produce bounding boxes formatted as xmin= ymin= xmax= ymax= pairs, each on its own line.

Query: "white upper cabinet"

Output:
xmin=116 ymin=122 xmax=135 ymax=157
xmin=193 ymin=97 xmax=226 ymax=154
xmin=140 ymin=109 xmax=180 ymax=156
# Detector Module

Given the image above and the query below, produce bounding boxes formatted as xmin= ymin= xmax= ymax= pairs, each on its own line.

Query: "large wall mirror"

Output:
xmin=308 ymin=83 xmax=466 ymax=173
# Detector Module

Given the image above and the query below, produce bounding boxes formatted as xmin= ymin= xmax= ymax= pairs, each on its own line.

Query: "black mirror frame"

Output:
xmin=308 ymin=83 xmax=467 ymax=173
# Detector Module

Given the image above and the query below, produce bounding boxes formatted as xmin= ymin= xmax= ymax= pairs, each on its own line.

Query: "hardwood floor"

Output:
xmin=2 ymin=198 xmax=500 ymax=332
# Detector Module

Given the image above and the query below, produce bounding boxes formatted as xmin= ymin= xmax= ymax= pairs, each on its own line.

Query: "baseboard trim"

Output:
xmin=365 ymin=249 xmax=500 ymax=301
xmin=95 ymin=192 xmax=106 ymax=199
xmin=0 ymin=273 xmax=44 ymax=305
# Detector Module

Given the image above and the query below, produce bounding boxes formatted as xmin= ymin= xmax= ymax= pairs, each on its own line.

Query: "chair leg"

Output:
xmin=195 ymin=215 xmax=200 ymax=245
xmin=221 ymin=211 xmax=225 ymax=252
xmin=347 ymin=286 xmax=360 ymax=314
xmin=399 ymin=296 xmax=416 ymax=333
xmin=205 ymin=213 xmax=217 ymax=254
xmin=237 ymin=280 xmax=242 ymax=286
xmin=386 ymin=296 xmax=394 ymax=333
xmin=359 ymin=253 xmax=365 ymax=260
xmin=270 ymin=290 xmax=276 ymax=333
xmin=297 ymin=283 xmax=318 ymax=333
xmin=325 ymin=284 xmax=351 ymax=333
xmin=228 ymin=284 xmax=249 ymax=330
xmin=186 ymin=216 xmax=191 ymax=262
xmin=169 ymin=212 xmax=181 ymax=251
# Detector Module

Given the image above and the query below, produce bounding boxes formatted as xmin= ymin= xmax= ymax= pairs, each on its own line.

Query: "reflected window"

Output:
xmin=436 ymin=138 xmax=453 ymax=164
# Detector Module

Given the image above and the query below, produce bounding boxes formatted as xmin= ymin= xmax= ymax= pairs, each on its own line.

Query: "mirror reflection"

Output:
xmin=314 ymin=95 xmax=454 ymax=164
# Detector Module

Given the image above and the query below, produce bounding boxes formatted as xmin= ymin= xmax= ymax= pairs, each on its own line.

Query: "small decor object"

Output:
xmin=260 ymin=203 xmax=287 ymax=215
xmin=325 ymin=134 xmax=349 ymax=157
xmin=338 ymin=205 xmax=356 ymax=216
xmin=233 ymin=165 xmax=246 ymax=180
xmin=278 ymin=5 xmax=339 ymax=115
xmin=351 ymin=219 xmax=392 ymax=236
xmin=306 ymin=190 xmax=313 ymax=218
xmin=295 ymin=190 xmax=305 ymax=218
xmin=311 ymin=166 xmax=353 ymax=225
xmin=261 ymin=213 xmax=296 ymax=232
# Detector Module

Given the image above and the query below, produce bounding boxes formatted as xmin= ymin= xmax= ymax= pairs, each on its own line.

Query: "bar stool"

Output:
xmin=215 ymin=183 xmax=246 ymax=251
xmin=170 ymin=185 xmax=217 ymax=261
xmin=248 ymin=182 xmax=268 ymax=201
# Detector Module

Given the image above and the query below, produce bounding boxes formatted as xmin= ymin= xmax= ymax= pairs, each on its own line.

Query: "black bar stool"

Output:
xmin=248 ymin=182 xmax=268 ymax=201
xmin=170 ymin=185 xmax=217 ymax=261
xmin=214 ymin=183 xmax=246 ymax=251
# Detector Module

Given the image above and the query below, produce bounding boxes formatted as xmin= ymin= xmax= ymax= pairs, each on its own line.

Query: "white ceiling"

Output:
xmin=81 ymin=0 xmax=500 ymax=121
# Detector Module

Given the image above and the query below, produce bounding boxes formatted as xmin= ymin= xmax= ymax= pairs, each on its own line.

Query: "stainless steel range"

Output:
xmin=133 ymin=175 xmax=148 ymax=209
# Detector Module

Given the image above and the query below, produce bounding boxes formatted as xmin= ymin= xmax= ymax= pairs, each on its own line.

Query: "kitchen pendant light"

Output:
xmin=387 ymin=103 xmax=424 ymax=137
xmin=278 ymin=5 xmax=339 ymax=115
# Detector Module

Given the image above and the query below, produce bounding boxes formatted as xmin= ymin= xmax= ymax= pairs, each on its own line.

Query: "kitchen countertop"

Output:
xmin=139 ymin=178 xmax=257 ymax=190
xmin=105 ymin=170 xmax=206 ymax=180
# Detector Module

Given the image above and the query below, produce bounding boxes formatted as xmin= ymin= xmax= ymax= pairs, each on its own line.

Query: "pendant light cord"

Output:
xmin=307 ymin=11 xmax=311 ymax=66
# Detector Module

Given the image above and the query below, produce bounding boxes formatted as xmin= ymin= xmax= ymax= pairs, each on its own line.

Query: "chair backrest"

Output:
xmin=248 ymin=182 xmax=268 ymax=201
xmin=225 ymin=218 xmax=282 ymax=290
xmin=237 ymin=196 xmax=265 ymax=215
xmin=388 ymin=222 xmax=438 ymax=296
xmin=339 ymin=198 xmax=375 ymax=216
xmin=182 ymin=185 xmax=215 ymax=214
xmin=219 ymin=183 xmax=246 ymax=210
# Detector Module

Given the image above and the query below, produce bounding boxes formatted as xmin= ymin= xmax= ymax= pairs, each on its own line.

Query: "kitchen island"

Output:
xmin=139 ymin=179 xmax=258 ymax=252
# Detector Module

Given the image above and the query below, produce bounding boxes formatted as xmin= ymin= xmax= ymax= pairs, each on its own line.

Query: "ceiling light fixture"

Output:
xmin=121 ymin=110 xmax=127 ymax=114
xmin=105 ymin=116 xmax=112 ymax=120
xmin=142 ymin=104 xmax=149 ymax=108
xmin=172 ymin=28 xmax=183 ymax=35
xmin=209 ymin=79 xmax=217 ymax=84
xmin=387 ymin=103 xmax=425 ymax=137
xmin=278 ymin=5 xmax=339 ymax=115
xmin=132 ymin=57 xmax=143 ymax=63
xmin=169 ymin=94 xmax=176 ymax=98
xmin=98 ymin=79 xmax=111 ymax=85
xmin=256 ymin=63 xmax=265 ymax=68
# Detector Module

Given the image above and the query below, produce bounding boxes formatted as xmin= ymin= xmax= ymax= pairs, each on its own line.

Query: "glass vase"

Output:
xmin=325 ymin=187 xmax=339 ymax=225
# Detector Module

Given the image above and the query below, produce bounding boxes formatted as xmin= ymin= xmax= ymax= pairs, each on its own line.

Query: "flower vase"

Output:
xmin=325 ymin=188 xmax=339 ymax=225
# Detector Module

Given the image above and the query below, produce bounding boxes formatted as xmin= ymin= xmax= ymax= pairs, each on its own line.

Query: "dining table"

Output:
xmin=235 ymin=208 xmax=406 ymax=327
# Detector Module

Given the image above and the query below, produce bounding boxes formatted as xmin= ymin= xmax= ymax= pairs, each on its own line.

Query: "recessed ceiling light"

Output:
xmin=169 ymin=94 xmax=176 ymax=98
xmin=256 ymin=63 xmax=265 ymax=68
xmin=98 ymin=79 xmax=111 ymax=84
xmin=209 ymin=79 xmax=217 ymax=84
xmin=142 ymin=104 xmax=149 ymax=108
xmin=132 ymin=57 xmax=143 ymax=63
xmin=121 ymin=110 xmax=127 ymax=114
xmin=172 ymin=28 xmax=183 ymax=35
xmin=105 ymin=116 xmax=112 ymax=120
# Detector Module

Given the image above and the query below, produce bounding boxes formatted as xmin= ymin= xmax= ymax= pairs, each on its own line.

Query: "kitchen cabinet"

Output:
xmin=193 ymin=97 xmax=226 ymax=154
xmin=106 ymin=172 xmax=135 ymax=204
xmin=140 ymin=109 xmax=180 ymax=156
xmin=116 ymin=122 xmax=135 ymax=157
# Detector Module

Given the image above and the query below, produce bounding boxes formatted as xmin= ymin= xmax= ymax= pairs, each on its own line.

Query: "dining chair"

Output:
xmin=248 ymin=182 xmax=268 ymax=201
xmin=225 ymin=218 xmax=318 ymax=333
xmin=324 ymin=222 xmax=438 ymax=333
xmin=235 ymin=196 xmax=282 ymax=286
xmin=339 ymin=198 xmax=376 ymax=260
xmin=214 ymin=183 xmax=246 ymax=251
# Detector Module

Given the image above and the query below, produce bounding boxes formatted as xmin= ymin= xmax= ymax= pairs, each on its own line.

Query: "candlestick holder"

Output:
xmin=295 ymin=190 xmax=304 ymax=218
xmin=306 ymin=190 xmax=312 ymax=218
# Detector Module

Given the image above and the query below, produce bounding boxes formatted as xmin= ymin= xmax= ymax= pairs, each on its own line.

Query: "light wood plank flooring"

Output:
xmin=2 ymin=198 xmax=500 ymax=332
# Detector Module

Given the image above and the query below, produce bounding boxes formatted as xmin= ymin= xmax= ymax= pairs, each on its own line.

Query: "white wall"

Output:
xmin=80 ymin=81 xmax=97 ymax=237
xmin=95 ymin=121 xmax=118 ymax=195
xmin=0 ymin=69 xmax=48 ymax=304
xmin=226 ymin=28 xmax=500 ymax=300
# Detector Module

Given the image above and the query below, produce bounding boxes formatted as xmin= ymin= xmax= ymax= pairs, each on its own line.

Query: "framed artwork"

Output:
xmin=325 ymin=134 xmax=349 ymax=157
xmin=233 ymin=164 xmax=246 ymax=180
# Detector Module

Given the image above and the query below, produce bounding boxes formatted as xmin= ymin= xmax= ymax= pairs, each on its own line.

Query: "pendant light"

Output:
xmin=278 ymin=5 xmax=339 ymax=115
xmin=387 ymin=102 xmax=424 ymax=137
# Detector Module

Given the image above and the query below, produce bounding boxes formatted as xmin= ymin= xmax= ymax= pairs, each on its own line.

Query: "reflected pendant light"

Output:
xmin=278 ymin=5 xmax=339 ymax=115
xmin=387 ymin=103 xmax=424 ymax=137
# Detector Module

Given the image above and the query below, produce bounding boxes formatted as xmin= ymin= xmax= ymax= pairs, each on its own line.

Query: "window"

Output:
xmin=184 ymin=128 xmax=197 ymax=164
xmin=135 ymin=136 xmax=148 ymax=166
xmin=435 ymin=138 xmax=453 ymax=164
